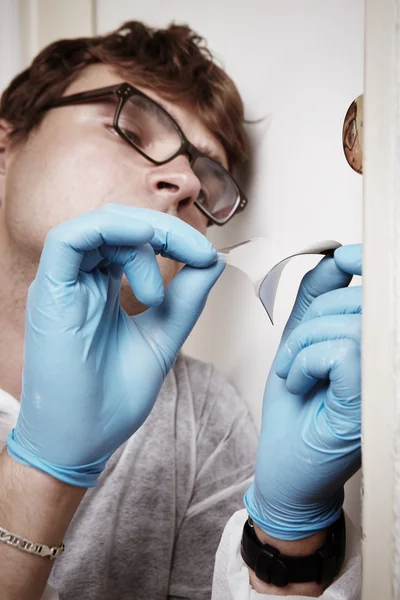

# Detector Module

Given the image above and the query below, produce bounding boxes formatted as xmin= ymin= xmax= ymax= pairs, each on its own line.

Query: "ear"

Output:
xmin=0 ymin=120 xmax=13 ymax=175
xmin=0 ymin=120 xmax=13 ymax=207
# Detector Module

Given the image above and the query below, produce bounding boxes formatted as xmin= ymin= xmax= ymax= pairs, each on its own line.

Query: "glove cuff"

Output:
xmin=243 ymin=483 xmax=344 ymax=540
xmin=6 ymin=429 xmax=105 ymax=488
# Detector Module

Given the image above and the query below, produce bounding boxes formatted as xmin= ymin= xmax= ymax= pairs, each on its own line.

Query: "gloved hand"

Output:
xmin=7 ymin=204 xmax=224 ymax=487
xmin=244 ymin=243 xmax=362 ymax=539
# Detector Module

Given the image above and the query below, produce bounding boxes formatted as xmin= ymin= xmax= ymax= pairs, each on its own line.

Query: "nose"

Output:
xmin=145 ymin=154 xmax=202 ymax=212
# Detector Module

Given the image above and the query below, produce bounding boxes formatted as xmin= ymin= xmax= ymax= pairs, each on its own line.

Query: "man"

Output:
xmin=0 ymin=21 xmax=361 ymax=600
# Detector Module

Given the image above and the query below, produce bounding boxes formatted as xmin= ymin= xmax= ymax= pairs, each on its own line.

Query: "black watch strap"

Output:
xmin=240 ymin=511 xmax=346 ymax=588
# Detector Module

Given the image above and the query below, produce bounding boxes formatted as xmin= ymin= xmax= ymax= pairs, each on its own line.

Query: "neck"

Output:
xmin=0 ymin=227 xmax=153 ymax=401
xmin=0 ymin=241 xmax=38 ymax=401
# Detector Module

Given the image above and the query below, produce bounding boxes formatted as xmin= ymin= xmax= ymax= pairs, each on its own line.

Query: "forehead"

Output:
xmin=64 ymin=64 xmax=228 ymax=168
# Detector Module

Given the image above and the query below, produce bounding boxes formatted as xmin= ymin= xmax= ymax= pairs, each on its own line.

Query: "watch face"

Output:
xmin=342 ymin=94 xmax=363 ymax=174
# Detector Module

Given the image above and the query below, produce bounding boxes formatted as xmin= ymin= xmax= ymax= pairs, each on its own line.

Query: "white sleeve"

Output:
xmin=211 ymin=509 xmax=361 ymax=600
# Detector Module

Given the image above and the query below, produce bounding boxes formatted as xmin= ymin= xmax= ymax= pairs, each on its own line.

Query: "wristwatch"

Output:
xmin=240 ymin=511 xmax=346 ymax=588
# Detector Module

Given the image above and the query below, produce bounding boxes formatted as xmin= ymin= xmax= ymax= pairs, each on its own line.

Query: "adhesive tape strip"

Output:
xmin=218 ymin=238 xmax=341 ymax=324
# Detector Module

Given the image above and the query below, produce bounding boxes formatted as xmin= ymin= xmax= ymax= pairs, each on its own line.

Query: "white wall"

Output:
xmin=96 ymin=0 xmax=364 ymax=527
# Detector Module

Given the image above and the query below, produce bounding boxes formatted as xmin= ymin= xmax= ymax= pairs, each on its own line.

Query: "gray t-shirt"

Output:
xmin=48 ymin=354 xmax=258 ymax=600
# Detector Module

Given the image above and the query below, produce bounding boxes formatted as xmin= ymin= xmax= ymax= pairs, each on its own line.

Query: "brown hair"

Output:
xmin=0 ymin=21 xmax=249 ymax=170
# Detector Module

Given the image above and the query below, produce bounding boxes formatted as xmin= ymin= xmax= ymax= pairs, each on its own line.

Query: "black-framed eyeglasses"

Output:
xmin=46 ymin=82 xmax=248 ymax=226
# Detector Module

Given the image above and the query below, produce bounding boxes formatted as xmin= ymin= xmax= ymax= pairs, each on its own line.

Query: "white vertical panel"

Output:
xmin=0 ymin=0 xmax=95 ymax=93
xmin=362 ymin=0 xmax=399 ymax=597
xmin=95 ymin=0 xmax=364 ymax=529
xmin=0 ymin=0 xmax=24 ymax=91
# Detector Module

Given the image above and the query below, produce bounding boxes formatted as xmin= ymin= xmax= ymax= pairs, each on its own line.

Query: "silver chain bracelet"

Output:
xmin=0 ymin=526 xmax=65 ymax=559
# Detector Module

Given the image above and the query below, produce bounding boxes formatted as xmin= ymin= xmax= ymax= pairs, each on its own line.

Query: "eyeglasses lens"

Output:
xmin=193 ymin=156 xmax=239 ymax=222
xmin=119 ymin=95 xmax=182 ymax=162
xmin=119 ymin=94 xmax=239 ymax=223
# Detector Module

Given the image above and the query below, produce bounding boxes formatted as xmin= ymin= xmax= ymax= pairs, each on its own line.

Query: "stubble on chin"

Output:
xmin=119 ymin=256 xmax=184 ymax=316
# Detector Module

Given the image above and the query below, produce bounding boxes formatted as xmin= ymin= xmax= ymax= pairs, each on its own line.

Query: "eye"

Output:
xmin=105 ymin=122 xmax=144 ymax=149
xmin=197 ymin=187 xmax=209 ymax=206
xmin=119 ymin=125 xmax=143 ymax=147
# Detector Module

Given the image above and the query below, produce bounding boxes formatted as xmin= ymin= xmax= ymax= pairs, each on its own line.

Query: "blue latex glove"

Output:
xmin=7 ymin=204 xmax=224 ymax=487
xmin=244 ymin=244 xmax=362 ymax=539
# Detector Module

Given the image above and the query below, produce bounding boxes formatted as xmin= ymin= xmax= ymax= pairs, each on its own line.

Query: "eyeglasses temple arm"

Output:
xmin=49 ymin=86 xmax=120 ymax=108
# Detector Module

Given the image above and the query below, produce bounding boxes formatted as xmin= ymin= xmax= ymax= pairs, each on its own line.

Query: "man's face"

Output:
xmin=0 ymin=64 xmax=228 ymax=314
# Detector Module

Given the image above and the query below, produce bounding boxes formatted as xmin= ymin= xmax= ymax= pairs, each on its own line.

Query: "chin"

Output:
xmin=119 ymin=257 xmax=183 ymax=316
xmin=120 ymin=282 xmax=149 ymax=316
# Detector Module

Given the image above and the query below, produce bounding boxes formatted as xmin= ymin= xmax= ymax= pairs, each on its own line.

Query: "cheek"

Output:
xmin=156 ymin=255 xmax=183 ymax=289
xmin=119 ymin=256 xmax=182 ymax=316
xmin=4 ymin=134 xmax=147 ymax=253
xmin=178 ymin=205 xmax=208 ymax=236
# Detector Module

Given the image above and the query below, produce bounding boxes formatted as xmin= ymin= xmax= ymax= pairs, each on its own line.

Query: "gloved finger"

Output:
xmin=100 ymin=244 xmax=164 ymax=307
xmin=99 ymin=204 xmax=216 ymax=266
xmin=281 ymin=256 xmax=352 ymax=343
xmin=134 ymin=261 xmax=225 ymax=373
xmin=276 ymin=314 xmax=361 ymax=378
xmin=285 ymin=340 xmax=361 ymax=430
xmin=38 ymin=211 xmax=155 ymax=286
xmin=334 ymin=243 xmax=362 ymax=276
xmin=302 ymin=286 xmax=362 ymax=322
xmin=80 ymin=248 xmax=105 ymax=273
xmin=38 ymin=207 xmax=216 ymax=286
xmin=80 ymin=245 xmax=164 ymax=308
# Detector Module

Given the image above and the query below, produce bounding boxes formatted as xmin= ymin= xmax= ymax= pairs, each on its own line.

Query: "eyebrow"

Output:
xmin=201 ymin=149 xmax=228 ymax=170
xmin=155 ymin=99 xmax=228 ymax=170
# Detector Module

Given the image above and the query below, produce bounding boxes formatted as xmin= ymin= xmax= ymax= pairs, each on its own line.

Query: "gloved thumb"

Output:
xmin=334 ymin=243 xmax=362 ymax=276
xmin=281 ymin=255 xmax=352 ymax=343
